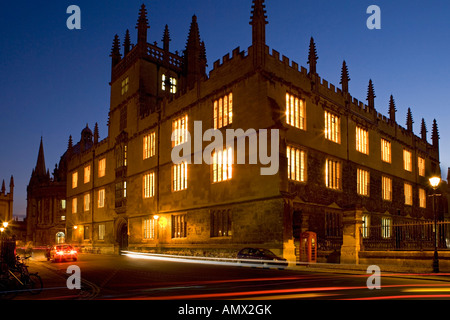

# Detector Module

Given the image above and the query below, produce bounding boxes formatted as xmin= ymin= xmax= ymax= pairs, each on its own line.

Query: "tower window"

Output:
xmin=121 ymin=77 xmax=129 ymax=95
xmin=162 ymin=74 xmax=177 ymax=94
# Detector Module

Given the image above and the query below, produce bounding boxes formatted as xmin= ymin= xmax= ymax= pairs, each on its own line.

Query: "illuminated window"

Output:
xmin=418 ymin=157 xmax=425 ymax=177
xmin=357 ymin=169 xmax=370 ymax=196
xmin=324 ymin=111 xmax=340 ymax=143
xmin=172 ymin=214 xmax=187 ymax=238
xmin=84 ymin=165 xmax=91 ymax=184
xmin=382 ymin=176 xmax=392 ymax=201
xmin=214 ymin=93 xmax=233 ymax=129
xmin=325 ymin=159 xmax=341 ymax=190
xmin=404 ymin=183 xmax=413 ymax=206
xmin=143 ymin=132 xmax=156 ymax=159
xmin=381 ymin=217 xmax=392 ymax=239
xmin=84 ymin=194 xmax=90 ymax=212
xmin=115 ymin=181 xmax=127 ymax=208
xmin=403 ymin=149 xmax=412 ymax=172
xmin=173 ymin=162 xmax=188 ymax=191
xmin=285 ymin=93 xmax=305 ymax=130
xmin=98 ymin=158 xmax=106 ymax=178
xmin=212 ymin=147 xmax=233 ymax=183
xmin=72 ymin=198 xmax=77 ymax=214
xmin=362 ymin=215 xmax=370 ymax=238
xmin=381 ymin=139 xmax=391 ymax=163
xmin=72 ymin=172 xmax=78 ymax=189
xmin=162 ymin=74 xmax=177 ymax=94
xmin=356 ymin=126 xmax=369 ymax=155
xmin=287 ymin=146 xmax=306 ymax=182
xmin=143 ymin=218 xmax=156 ymax=240
xmin=98 ymin=224 xmax=105 ymax=241
xmin=98 ymin=189 xmax=105 ymax=208
xmin=172 ymin=114 xmax=189 ymax=147
xmin=211 ymin=210 xmax=232 ymax=237
xmin=143 ymin=172 xmax=155 ymax=198
xmin=121 ymin=77 xmax=129 ymax=95
xmin=61 ymin=200 xmax=66 ymax=210
xmin=116 ymin=144 xmax=127 ymax=168
xmin=419 ymin=188 xmax=426 ymax=208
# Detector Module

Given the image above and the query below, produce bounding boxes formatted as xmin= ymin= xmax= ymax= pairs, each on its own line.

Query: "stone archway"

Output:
xmin=56 ymin=232 xmax=65 ymax=244
xmin=115 ymin=218 xmax=128 ymax=254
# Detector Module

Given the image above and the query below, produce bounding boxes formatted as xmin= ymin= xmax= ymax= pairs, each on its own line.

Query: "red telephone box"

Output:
xmin=300 ymin=231 xmax=317 ymax=263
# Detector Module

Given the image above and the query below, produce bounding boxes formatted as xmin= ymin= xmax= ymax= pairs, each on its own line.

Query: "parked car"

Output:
xmin=48 ymin=244 xmax=78 ymax=262
xmin=237 ymin=248 xmax=288 ymax=269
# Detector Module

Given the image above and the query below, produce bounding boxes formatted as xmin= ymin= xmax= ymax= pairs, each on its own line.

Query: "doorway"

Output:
xmin=118 ymin=223 xmax=128 ymax=253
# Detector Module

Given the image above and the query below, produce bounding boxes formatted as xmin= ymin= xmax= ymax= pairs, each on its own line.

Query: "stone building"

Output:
xmin=0 ymin=176 xmax=14 ymax=226
xmin=26 ymin=138 xmax=67 ymax=246
xmin=64 ymin=1 xmax=441 ymax=262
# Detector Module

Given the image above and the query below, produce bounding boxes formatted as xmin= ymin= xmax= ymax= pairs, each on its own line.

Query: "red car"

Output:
xmin=48 ymin=244 xmax=78 ymax=262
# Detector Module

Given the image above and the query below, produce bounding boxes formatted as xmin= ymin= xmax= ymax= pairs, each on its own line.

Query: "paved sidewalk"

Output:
xmin=287 ymin=262 xmax=450 ymax=282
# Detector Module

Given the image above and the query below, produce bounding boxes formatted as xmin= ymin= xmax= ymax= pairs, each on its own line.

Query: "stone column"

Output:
xmin=340 ymin=208 xmax=364 ymax=265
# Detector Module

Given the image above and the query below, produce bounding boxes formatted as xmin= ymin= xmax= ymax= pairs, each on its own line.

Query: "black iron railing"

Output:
xmin=361 ymin=221 xmax=450 ymax=251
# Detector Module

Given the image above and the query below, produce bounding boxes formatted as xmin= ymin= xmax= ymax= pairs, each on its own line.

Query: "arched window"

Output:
xmin=56 ymin=232 xmax=65 ymax=244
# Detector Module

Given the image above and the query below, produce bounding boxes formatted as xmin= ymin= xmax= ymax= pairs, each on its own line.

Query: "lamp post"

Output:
xmin=429 ymin=176 xmax=441 ymax=273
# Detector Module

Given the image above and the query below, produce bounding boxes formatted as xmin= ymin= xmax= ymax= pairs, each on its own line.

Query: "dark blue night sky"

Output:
xmin=1 ymin=0 xmax=450 ymax=218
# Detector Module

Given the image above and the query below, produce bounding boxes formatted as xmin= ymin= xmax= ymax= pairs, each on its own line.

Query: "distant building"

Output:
xmin=63 ymin=1 xmax=442 ymax=262
xmin=0 ymin=176 xmax=14 ymax=226
xmin=26 ymin=138 xmax=67 ymax=246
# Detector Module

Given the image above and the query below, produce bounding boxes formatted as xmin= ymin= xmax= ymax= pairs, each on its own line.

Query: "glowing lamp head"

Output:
xmin=73 ymin=225 xmax=78 ymax=230
xmin=2 ymin=222 xmax=8 ymax=228
xmin=429 ymin=177 xmax=441 ymax=189
xmin=153 ymin=215 xmax=160 ymax=220
xmin=0 ymin=227 xmax=4 ymax=232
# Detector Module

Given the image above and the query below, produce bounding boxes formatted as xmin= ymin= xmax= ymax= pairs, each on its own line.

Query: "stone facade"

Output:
xmin=63 ymin=1 xmax=441 ymax=263
xmin=0 ymin=176 xmax=13 ymax=226
xmin=26 ymin=138 xmax=67 ymax=246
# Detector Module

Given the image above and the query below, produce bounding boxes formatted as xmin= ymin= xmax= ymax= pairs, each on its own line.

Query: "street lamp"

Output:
xmin=429 ymin=176 xmax=441 ymax=273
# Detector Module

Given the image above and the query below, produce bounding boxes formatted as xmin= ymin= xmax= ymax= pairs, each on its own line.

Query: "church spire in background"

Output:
xmin=35 ymin=137 xmax=47 ymax=178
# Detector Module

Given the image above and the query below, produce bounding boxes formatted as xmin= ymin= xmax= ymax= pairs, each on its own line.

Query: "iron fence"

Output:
xmin=361 ymin=221 xmax=450 ymax=251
